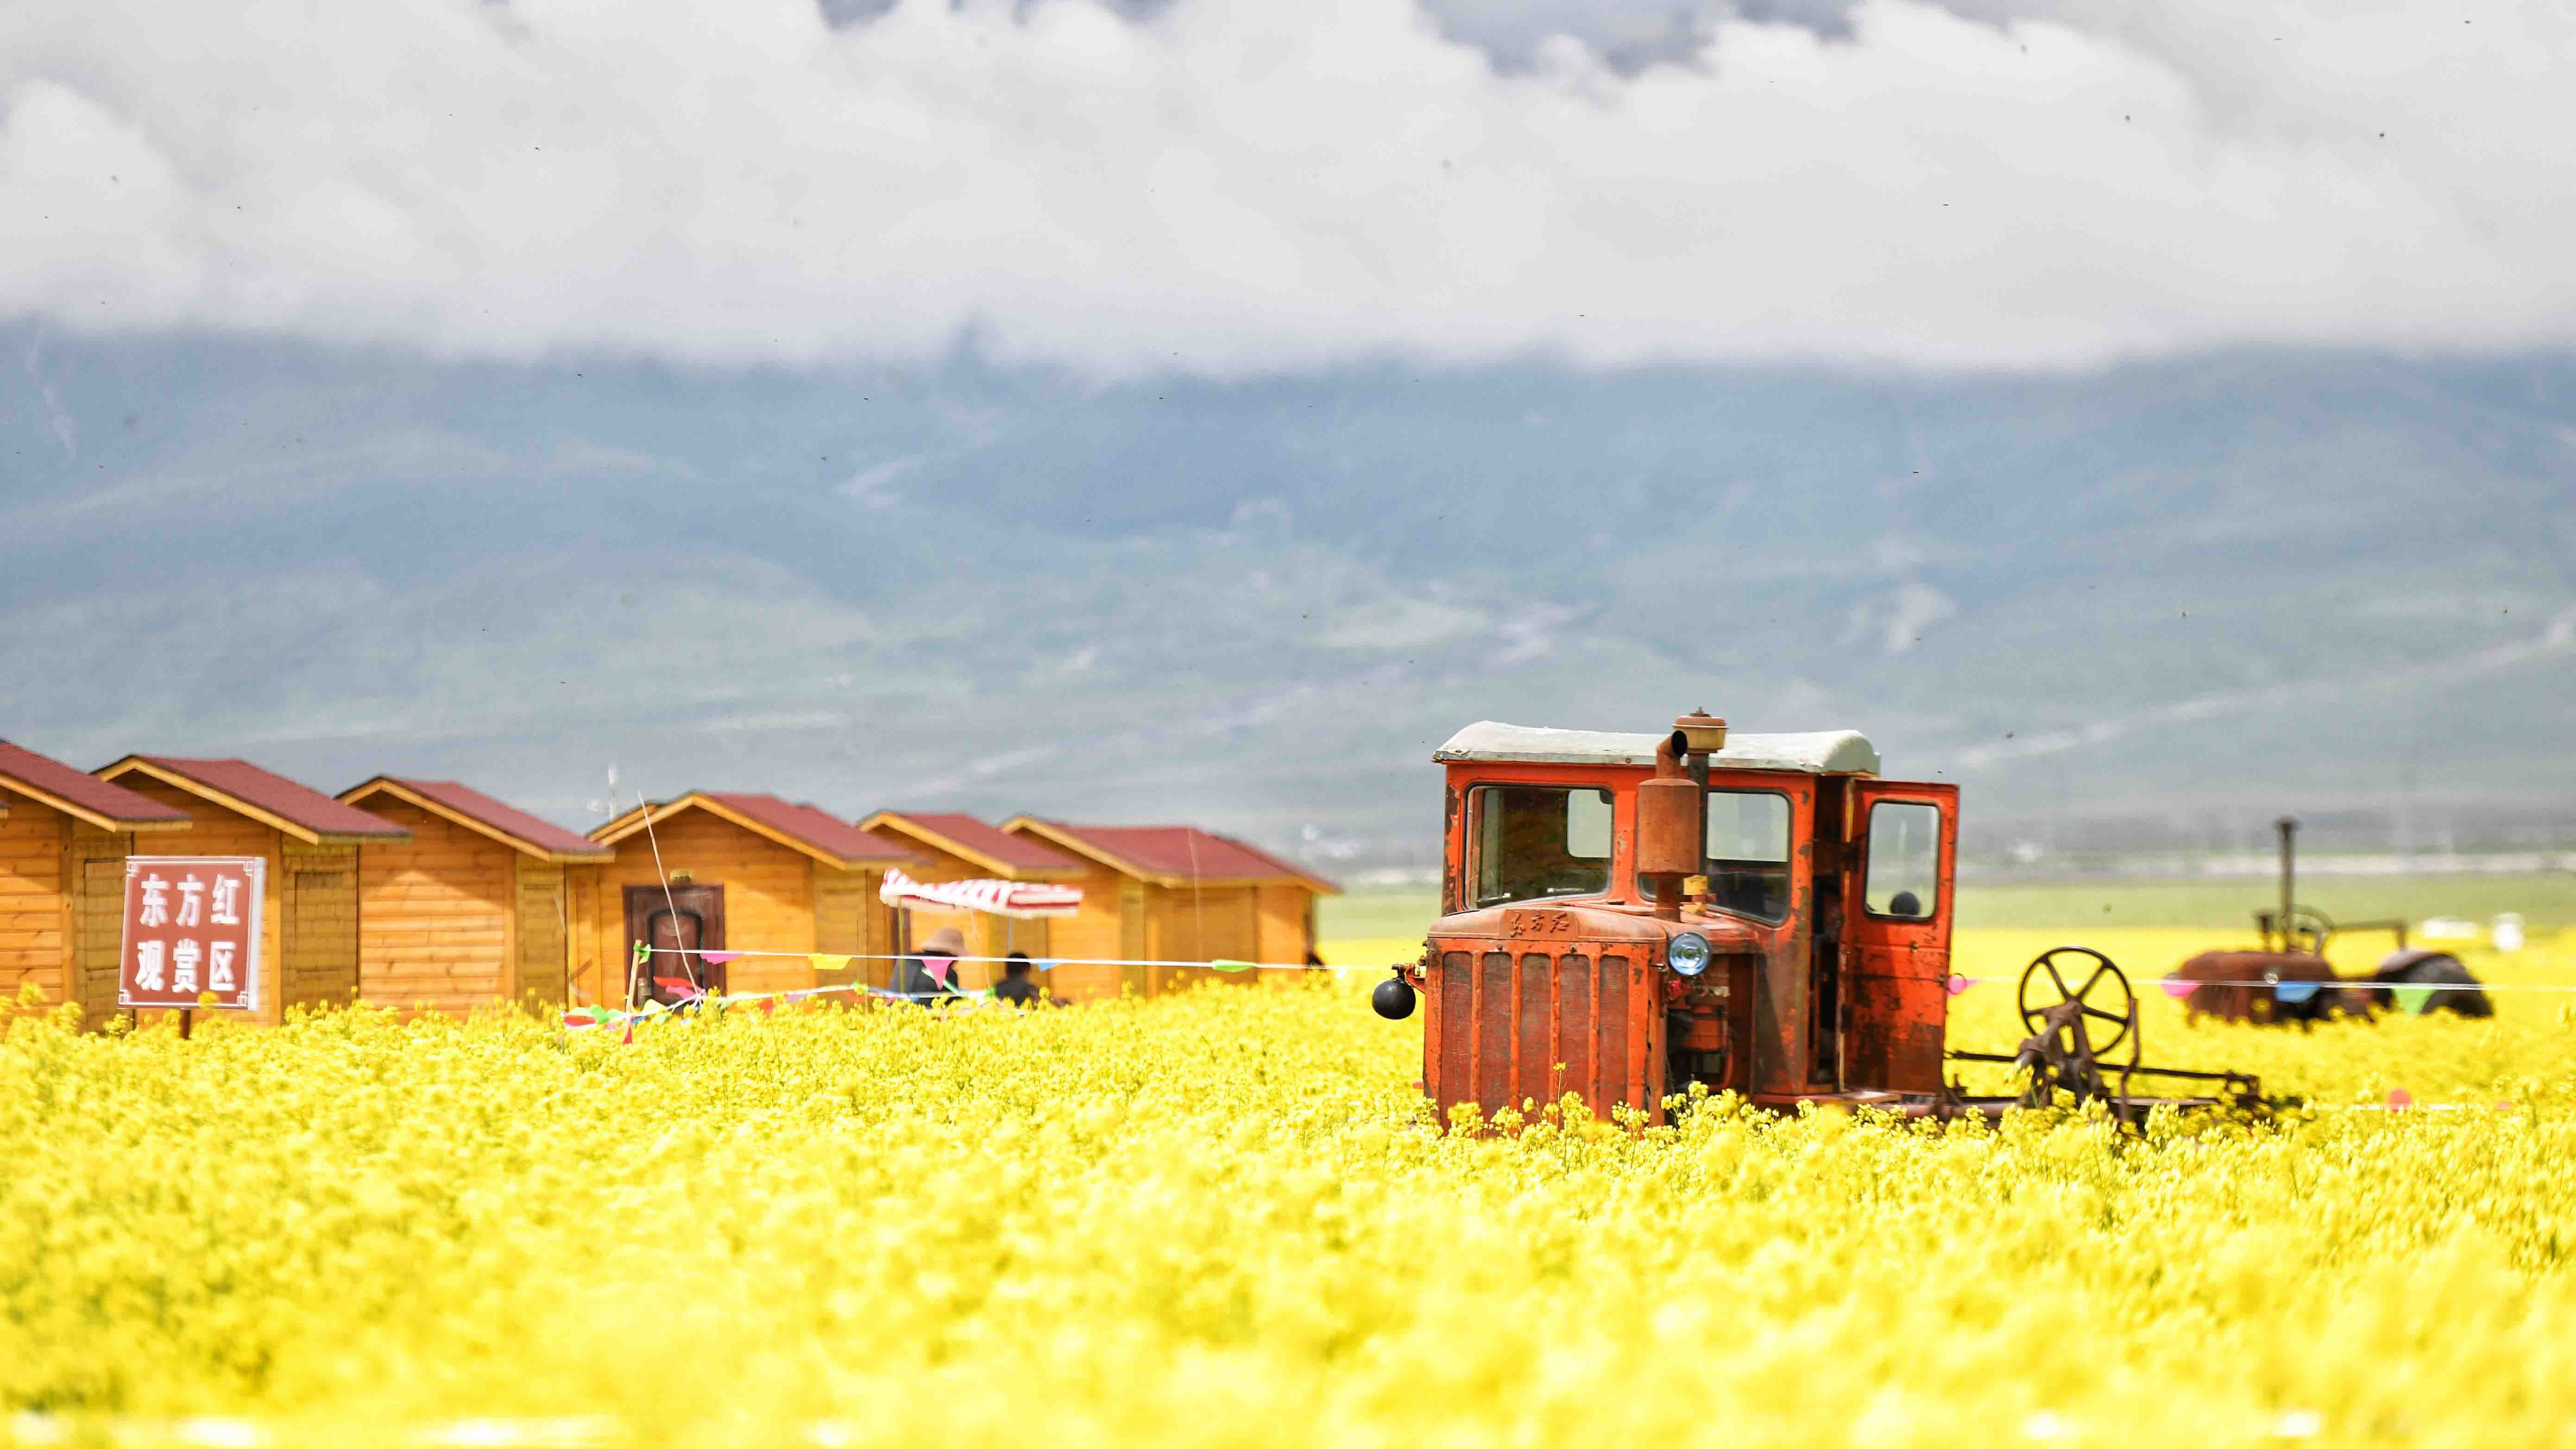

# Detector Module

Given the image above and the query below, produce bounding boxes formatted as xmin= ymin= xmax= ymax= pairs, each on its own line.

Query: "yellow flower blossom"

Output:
xmin=0 ymin=926 xmax=2567 ymax=1448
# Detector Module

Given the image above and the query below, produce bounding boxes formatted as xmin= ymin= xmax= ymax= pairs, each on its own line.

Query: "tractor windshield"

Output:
xmin=1631 ymin=788 xmax=1791 ymax=921
xmin=1469 ymin=785 xmax=1612 ymax=908
xmin=1701 ymin=788 xmax=1791 ymax=922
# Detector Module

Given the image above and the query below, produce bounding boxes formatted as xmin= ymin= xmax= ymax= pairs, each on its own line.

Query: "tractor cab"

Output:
xmin=1389 ymin=712 xmax=1957 ymax=1126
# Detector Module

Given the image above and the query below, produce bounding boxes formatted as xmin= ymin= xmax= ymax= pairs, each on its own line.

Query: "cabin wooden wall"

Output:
xmin=279 ymin=840 xmax=360 ymax=1015
xmin=354 ymin=801 xmax=514 ymax=1017
xmin=861 ymin=876 xmax=899 ymax=987
xmin=1120 ymin=883 xmax=1147 ymax=996
xmin=120 ymin=777 xmax=290 ymax=1026
xmin=1144 ymin=883 xmax=1261 ymax=995
xmin=1040 ymin=866 xmax=1128 ymax=1002
xmin=0 ymin=804 xmax=68 ymax=1010
xmin=1022 ymin=868 xmax=1311 ymax=1001
xmin=515 ymin=862 xmax=569 ymax=1008
xmin=976 ymin=914 xmax=1049 ymax=991
xmin=1255 ymin=885 xmax=1316 ymax=988
xmin=69 ymin=824 xmax=133 ymax=1027
xmin=568 ymin=813 xmax=817 ymax=1005
xmin=813 ymin=866 xmax=899 ymax=992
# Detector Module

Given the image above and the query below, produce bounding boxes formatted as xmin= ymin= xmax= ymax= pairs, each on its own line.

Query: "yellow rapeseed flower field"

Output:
xmin=5 ymin=926 xmax=2573 ymax=1448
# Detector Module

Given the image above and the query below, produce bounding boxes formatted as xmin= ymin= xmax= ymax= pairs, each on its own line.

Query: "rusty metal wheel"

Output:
xmin=2284 ymin=906 xmax=2335 ymax=956
xmin=2019 ymin=946 xmax=2137 ymax=1057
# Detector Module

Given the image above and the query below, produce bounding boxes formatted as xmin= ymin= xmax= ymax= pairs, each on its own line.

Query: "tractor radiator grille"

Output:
xmin=1432 ymin=946 xmax=1638 ymax=1126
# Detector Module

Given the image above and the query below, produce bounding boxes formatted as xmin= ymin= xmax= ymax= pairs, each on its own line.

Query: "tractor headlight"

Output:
xmin=1668 ymin=931 xmax=1711 ymax=977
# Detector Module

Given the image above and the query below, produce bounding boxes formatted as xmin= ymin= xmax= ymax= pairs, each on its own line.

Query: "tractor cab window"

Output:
xmin=1470 ymin=785 xmax=1612 ymax=908
xmin=1864 ymin=800 xmax=1942 ymax=919
xmin=1701 ymin=789 xmax=1791 ymax=923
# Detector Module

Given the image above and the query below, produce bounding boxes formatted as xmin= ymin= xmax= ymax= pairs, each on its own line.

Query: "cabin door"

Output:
xmin=624 ymin=884 xmax=726 ymax=1004
xmin=1840 ymin=782 xmax=1956 ymax=1093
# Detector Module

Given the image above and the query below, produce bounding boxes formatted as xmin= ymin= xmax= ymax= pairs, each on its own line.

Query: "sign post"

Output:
xmin=117 ymin=857 xmax=265 ymax=1022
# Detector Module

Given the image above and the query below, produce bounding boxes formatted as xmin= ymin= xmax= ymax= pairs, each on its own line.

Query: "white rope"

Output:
xmin=636 ymin=950 xmax=2568 ymax=989
xmin=632 ymin=789 xmax=699 ymax=1006
xmin=2304 ymin=1102 xmax=2519 ymax=1112
xmin=642 ymin=946 xmax=1332 ymax=971
xmin=1186 ymin=829 xmax=1205 ymax=965
xmin=1956 ymin=975 xmax=2559 ymax=993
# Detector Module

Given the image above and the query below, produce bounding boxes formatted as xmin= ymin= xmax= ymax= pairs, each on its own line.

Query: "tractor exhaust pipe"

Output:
xmin=1637 ymin=713 xmax=1724 ymax=921
xmin=2277 ymin=816 xmax=2298 ymax=953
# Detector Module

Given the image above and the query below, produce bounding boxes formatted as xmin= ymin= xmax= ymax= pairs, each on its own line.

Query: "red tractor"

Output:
xmin=1373 ymin=712 xmax=2260 ymax=1126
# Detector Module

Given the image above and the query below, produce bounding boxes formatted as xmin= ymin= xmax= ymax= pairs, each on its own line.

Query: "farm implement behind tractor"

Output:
xmin=1373 ymin=711 xmax=2264 ymax=1127
xmin=1946 ymin=947 xmax=2261 ymax=1118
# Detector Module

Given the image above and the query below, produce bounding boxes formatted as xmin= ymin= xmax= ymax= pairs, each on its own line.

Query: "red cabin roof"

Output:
xmin=1002 ymin=819 xmax=1339 ymax=893
xmin=99 ymin=756 xmax=413 ymax=844
xmin=0 ymin=740 xmax=192 ymax=832
xmin=857 ymin=810 xmax=1084 ymax=878
xmin=593 ymin=791 xmax=915 ymax=869
xmin=338 ymin=776 xmax=615 ymax=862
xmin=705 ymin=794 xmax=916 ymax=865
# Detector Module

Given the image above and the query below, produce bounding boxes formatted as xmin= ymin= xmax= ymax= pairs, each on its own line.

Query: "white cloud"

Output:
xmin=839 ymin=454 xmax=922 ymax=507
xmin=1317 ymin=595 xmax=1489 ymax=650
xmin=1880 ymin=582 xmax=1957 ymax=653
xmin=22 ymin=339 xmax=76 ymax=456
xmin=0 ymin=0 xmax=2569 ymax=374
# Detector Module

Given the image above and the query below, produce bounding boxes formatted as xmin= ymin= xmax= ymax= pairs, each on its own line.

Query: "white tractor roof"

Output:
xmin=1433 ymin=720 xmax=1880 ymax=776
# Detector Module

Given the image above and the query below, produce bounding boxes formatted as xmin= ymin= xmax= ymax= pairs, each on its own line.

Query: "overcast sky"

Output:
xmin=4 ymin=0 xmax=2571 ymax=860
xmin=5 ymin=0 xmax=2570 ymax=373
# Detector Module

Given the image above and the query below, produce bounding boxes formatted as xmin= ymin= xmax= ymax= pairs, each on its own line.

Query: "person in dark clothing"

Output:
xmin=994 ymin=951 xmax=1041 ymax=1007
xmin=895 ymin=926 xmax=966 ymax=1005
xmin=893 ymin=954 xmax=952 ymax=1004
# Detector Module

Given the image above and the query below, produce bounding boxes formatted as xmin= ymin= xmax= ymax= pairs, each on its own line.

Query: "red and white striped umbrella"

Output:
xmin=879 ymin=866 xmax=1082 ymax=919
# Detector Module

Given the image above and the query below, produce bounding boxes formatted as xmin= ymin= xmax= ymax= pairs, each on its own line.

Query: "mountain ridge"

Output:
xmin=5 ymin=329 xmax=2570 ymax=869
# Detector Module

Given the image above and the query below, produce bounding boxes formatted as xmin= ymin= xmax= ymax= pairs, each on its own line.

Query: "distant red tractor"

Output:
xmin=1374 ymin=712 xmax=2260 ymax=1125
xmin=2169 ymin=816 xmax=2487 ymax=1024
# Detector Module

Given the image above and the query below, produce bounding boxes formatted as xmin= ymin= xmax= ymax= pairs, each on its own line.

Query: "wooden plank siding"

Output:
xmin=73 ymin=851 xmax=126 ymax=1026
xmin=355 ymin=800 xmax=516 ymax=1017
xmin=812 ymin=867 xmax=901 ymax=992
xmin=515 ymin=863 xmax=569 ymax=1008
xmin=1144 ymin=884 xmax=1262 ymax=996
xmin=1255 ymin=884 xmax=1316 ymax=988
xmin=567 ymin=811 xmax=894 ymax=1007
xmin=1037 ymin=866 xmax=1129 ymax=1003
xmin=283 ymin=841 xmax=362 ymax=1014
xmin=1 ymin=746 xmax=192 ymax=1022
xmin=991 ymin=819 xmax=1335 ymax=1001
xmin=0 ymin=806 xmax=67 ymax=1008
xmin=979 ymin=914 xmax=1049 ymax=989
xmin=1120 ymin=883 xmax=1148 ymax=998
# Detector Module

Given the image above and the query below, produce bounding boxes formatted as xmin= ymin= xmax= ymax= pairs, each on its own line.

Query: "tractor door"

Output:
xmin=1840 ymin=782 xmax=1956 ymax=1092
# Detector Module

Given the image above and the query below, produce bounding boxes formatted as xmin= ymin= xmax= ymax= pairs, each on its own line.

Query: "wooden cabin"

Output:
xmin=93 ymin=755 xmax=414 ymax=1027
xmin=0 ymin=740 xmax=194 ymax=1021
xmin=855 ymin=812 xmax=1089 ymax=990
xmin=337 ymin=777 xmax=615 ymax=1017
xmin=998 ymin=819 xmax=1341 ymax=1001
xmin=572 ymin=792 xmax=916 ymax=1007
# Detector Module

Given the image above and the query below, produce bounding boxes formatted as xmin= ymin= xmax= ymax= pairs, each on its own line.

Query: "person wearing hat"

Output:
xmin=896 ymin=926 xmax=967 ymax=1004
